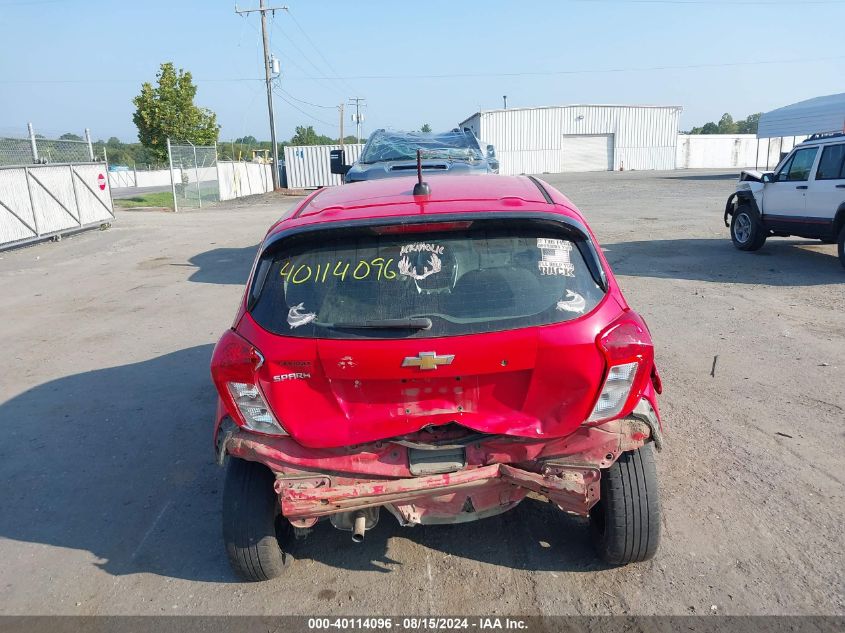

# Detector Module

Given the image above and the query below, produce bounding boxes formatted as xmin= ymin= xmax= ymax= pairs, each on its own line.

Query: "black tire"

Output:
xmin=590 ymin=444 xmax=661 ymax=565
xmin=838 ymin=225 xmax=845 ymax=270
xmin=730 ymin=205 xmax=767 ymax=251
xmin=222 ymin=458 xmax=291 ymax=581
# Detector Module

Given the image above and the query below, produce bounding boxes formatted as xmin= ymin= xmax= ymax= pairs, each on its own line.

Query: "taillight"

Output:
xmin=210 ymin=330 xmax=288 ymax=436
xmin=587 ymin=314 xmax=654 ymax=423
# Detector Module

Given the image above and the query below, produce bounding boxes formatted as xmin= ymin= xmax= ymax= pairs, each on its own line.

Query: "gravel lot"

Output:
xmin=0 ymin=170 xmax=842 ymax=616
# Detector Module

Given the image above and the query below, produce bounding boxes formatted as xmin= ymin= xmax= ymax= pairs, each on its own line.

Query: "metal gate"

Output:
xmin=167 ymin=140 xmax=219 ymax=211
xmin=0 ymin=163 xmax=114 ymax=249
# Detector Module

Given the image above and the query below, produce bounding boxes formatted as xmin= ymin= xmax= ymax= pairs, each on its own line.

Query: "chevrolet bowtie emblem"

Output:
xmin=401 ymin=351 xmax=455 ymax=371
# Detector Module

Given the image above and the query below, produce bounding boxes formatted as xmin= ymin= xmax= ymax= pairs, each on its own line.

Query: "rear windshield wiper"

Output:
xmin=324 ymin=317 xmax=432 ymax=330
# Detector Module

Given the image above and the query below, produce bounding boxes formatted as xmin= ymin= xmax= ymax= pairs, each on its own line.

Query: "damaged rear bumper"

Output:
xmin=219 ymin=406 xmax=659 ymax=527
xmin=279 ymin=462 xmax=601 ymax=521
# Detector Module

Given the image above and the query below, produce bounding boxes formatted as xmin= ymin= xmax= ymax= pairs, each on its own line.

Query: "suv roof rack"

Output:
xmin=803 ymin=131 xmax=845 ymax=142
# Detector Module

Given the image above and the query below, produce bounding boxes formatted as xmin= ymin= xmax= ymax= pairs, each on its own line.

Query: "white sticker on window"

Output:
xmin=398 ymin=253 xmax=442 ymax=281
xmin=556 ymin=290 xmax=586 ymax=313
xmin=287 ymin=302 xmax=316 ymax=329
xmin=400 ymin=242 xmax=445 ymax=256
xmin=537 ymin=238 xmax=575 ymax=277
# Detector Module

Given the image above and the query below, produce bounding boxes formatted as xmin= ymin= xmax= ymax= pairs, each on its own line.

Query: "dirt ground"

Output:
xmin=0 ymin=170 xmax=842 ymax=616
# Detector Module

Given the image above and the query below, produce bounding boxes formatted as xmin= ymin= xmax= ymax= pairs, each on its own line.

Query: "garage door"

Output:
xmin=562 ymin=134 xmax=614 ymax=172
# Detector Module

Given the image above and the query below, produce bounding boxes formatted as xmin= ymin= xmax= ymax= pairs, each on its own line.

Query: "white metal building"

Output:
xmin=284 ymin=143 xmax=364 ymax=189
xmin=459 ymin=104 xmax=682 ymax=175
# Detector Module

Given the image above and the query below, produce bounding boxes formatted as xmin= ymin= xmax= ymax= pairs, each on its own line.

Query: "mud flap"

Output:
xmin=724 ymin=193 xmax=737 ymax=227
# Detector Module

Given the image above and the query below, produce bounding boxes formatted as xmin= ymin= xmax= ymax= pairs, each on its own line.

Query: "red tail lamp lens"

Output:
xmin=373 ymin=221 xmax=473 ymax=235
xmin=598 ymin=319 xmax=653 ymax=363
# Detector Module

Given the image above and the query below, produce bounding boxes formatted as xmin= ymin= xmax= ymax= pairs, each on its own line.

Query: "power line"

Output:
xmin=0 ymin=0 xmax=78 ymax=6
xmin=283 ymin=54 xmax=845 ymax=81
xmin=575 ymin=0 xmax=845 ymax=4
xmin=273 ymin=87 xmax=337 ymax=129
xmin=4 ymin=53 xmax=843 ymax=86
xmin=276 ymin=87 xmax=336 ymax=109
xmin=285 ymin=8 xmax=360 ymax=96
xmin=270 ymin=46 xmax=346 ymax=99
xmin=0 ymin=77 xmax=264 ymax=84
xmin=269 ymin=18 xmax=347 ymax=99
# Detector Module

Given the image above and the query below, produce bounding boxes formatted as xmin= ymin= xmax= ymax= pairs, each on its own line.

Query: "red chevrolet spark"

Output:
xmin=211 ymin=174 xmax=664 ymax=581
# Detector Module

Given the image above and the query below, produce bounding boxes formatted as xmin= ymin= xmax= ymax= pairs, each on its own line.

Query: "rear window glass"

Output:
xmin=250 ymin=226 xmax=606 ymax=339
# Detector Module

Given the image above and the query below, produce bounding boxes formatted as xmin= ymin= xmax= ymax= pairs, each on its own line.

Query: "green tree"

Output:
xmin=736 ymin=113 xmax=761 ymax=134
xmin=132 ymin=62 xmax=219 ymax=162
xmin=420 ymin=123 xmax=432 ymax=133
xmin=60 ymin=132 xmax=84 ymax=141
xmin=289 ymin=126 xmax=337 ymax=146
xmin=688 ymin=112 xmax=763 ymax=135
xmin=290 ymin=125 xmax=318 ymax=145
xmin=717 ymin=113 xmax=737 ymax=134
xmin=235 ymin=135 xmax=258 ymax=145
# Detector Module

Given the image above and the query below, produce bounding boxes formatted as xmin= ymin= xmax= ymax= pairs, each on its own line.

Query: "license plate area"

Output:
xmin=408 ymin=447 xmax=466 ymax=476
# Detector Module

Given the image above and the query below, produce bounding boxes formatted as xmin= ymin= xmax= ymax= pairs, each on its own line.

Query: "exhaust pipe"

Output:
xmin=329 ymin=507 xmax=379 ymax=541
xmin=351 ymin=511 xmax=367 ymax=543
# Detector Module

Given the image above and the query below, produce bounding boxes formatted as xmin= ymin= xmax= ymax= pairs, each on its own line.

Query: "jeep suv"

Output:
xmin=724 ymin=132 xmax=845 ymax=268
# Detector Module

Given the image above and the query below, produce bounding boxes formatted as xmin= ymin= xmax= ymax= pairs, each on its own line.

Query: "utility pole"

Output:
xmin=349 ymin=97 xmax=366 ymax=144
xmin=339 ymin=103 xmax=345 ymax=151
xmin=235 ymin=1 xmax=287 ymax=190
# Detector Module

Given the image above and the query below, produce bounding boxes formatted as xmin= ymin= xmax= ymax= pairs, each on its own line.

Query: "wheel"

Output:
xmin=730 ymin=205 xmax=767 ymax=251
xmin=590 ymin=444 xmax=661 ymax=565
xmin=838 ymin=225 xmax=845 ymax=270
xmin=222 ymin=458 xmax=291 ymax=581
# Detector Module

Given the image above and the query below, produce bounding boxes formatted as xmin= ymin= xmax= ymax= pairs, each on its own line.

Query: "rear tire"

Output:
xmin=222 ymin=458 xmax=291 ymax=581
xmin=730 ymin=205 xmax=767 ymax=251
xmin=838 ymin=225 xmax=845 ymax=270
xmin=590 ymin=444 xmax=661 ymax=565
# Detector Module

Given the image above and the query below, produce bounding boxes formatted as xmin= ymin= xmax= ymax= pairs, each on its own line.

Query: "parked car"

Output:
xmin=724 ymin=132 xmax=845 ymax=268
xmin=210 ymin=173 xmax=664 ymax=581
xmin=331 ymin=128 xmax=498 ymax=183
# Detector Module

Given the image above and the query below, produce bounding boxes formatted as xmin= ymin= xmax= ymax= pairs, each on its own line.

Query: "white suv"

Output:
xmin=724 ymin=132 xmax=845 ymax=268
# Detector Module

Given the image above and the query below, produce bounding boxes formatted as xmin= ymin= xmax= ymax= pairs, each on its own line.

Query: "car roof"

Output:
xmin=271 ymin=175 xmax=583 ymax=235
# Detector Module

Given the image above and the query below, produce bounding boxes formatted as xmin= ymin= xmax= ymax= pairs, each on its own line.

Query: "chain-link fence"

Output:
xmin=0 ymin=125 xmax=102 ymax=167
xmin=35 ymin=138 xmax=94 ymax=164
xmin=167 ymin=140 xmax=219 ymax=210
xmin=0 ymin=137 xmax=36 ymax=166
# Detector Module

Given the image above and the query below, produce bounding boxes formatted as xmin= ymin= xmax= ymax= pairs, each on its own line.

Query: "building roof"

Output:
xmin=459 ymin=103 xmax=683 ymax=127
xmin=757 ymin=93 xmax=845 ymax=139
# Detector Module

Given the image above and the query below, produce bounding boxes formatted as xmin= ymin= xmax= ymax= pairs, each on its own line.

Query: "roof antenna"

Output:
xmin=413 ymin=149 xmax=431 ymax=196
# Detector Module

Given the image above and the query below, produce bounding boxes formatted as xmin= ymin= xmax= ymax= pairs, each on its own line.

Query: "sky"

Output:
xmin=1 ymin=0 xmax=844 ymax=144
